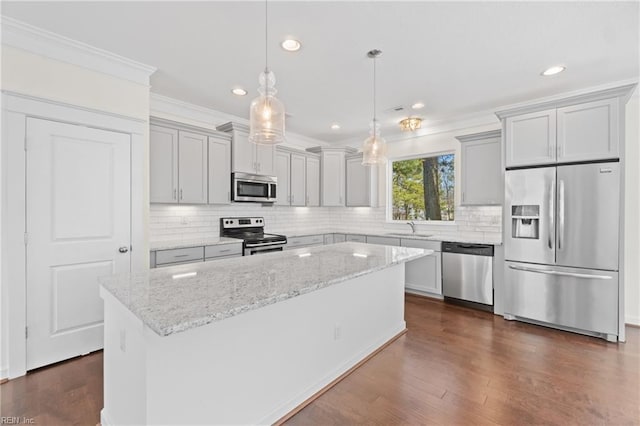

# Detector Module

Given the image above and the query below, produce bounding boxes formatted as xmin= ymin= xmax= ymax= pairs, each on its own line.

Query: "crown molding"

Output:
xmin=1 ymin=16 xmax=156 ymax=86
xmin=495 ymin=79 xmax=638 ymax=119
xmin=455 ymin=129 xmax=501 ymax=143
xmin=150 ymin=92 xmax=329 ymax=149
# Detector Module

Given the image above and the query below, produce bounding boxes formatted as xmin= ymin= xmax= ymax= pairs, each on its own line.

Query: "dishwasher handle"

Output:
xmin=442 ymin=242 xmax=494 ymax=256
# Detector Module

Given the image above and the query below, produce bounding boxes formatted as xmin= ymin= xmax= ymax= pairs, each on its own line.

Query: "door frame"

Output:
xmin=2 ymin=92 xmax=148 ymax=378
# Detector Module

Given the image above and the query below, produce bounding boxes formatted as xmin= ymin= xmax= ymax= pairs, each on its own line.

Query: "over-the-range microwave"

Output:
xmin=232 ymin=172 xmax=277 ymax=203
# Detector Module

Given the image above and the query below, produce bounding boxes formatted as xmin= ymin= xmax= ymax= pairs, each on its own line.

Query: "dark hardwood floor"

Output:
xmin=2 ymin=295 xmax=638 ymax=425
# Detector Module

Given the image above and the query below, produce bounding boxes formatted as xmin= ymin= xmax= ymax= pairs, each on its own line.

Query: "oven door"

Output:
xmin=245 ymin=245 xmax=284 ymax=256
xmin=232 ymin=173 xmax=277 ymax=203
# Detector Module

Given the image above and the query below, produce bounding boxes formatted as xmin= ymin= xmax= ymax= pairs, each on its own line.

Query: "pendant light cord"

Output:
xmin=265 ymin=0 xmax=269 ymax=72
xmin=373 ymin=55 xmax=377 ymax=122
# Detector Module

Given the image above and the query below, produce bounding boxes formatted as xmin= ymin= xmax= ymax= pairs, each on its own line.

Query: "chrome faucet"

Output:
xmin=407 ymin=221 xmax=416 ymax=234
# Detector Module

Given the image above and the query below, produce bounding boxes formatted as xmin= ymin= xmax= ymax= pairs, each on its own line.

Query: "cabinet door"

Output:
xmin=405 ymin=252 xmax=442 ymax=295
xmin=505 ymin=109 xmax=556 ymax=167
xmin=305 ymin=156 xmax=320 ymax=206
xmin=346 ymin=155 xmax=370 ymax=206
xmin=557 ymin=98 xmax=619 ymax=162
xmin=461 ymin=138 xmax=502 ymax=205
xmin=178 ymin=131 xmax=208 ymax=204
xmin=290 ymin=153 xmax=307 ymax=206
xmin=150 ymin=125 xmax=178 ymax=203
xmin=274 ymin=150 xmax=290 ymax=205
xmin=321 ymin=151 xmax=345 ymax=206
xmin=208 ymin=137 xmax=231 ymax=204
xmin=256 ymin=144 xmax=275 ymax=175
xmin=231 ymin=129 xmax=255 ymax=174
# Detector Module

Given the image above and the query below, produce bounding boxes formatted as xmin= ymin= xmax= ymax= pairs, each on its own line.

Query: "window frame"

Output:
xmin=386 ymin=150 xmax=457 ymax=225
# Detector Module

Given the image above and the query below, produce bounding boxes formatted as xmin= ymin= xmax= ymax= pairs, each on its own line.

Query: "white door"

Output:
xmin=178 ymin=131 xmax=208 ymax=204
xmin=290 ymin=153 xmax=306 ymax=206
xmin=208 ymin=136 xmax=231 ymax=204
xmin=26 ymin=118 xmax=131 ymax=370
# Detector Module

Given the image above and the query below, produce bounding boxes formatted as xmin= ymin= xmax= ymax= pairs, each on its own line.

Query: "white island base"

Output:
xmin=101 ymin=263 xmax=406 ymax=425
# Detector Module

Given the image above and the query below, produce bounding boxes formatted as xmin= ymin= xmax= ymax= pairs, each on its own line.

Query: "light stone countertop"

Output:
xmin=149 ymin=237 xmax=242 ymax=251
xmin=100 ymin=242 xmax=431 ymax=337
xmin=281 ymin=230 xmax=502 ymax=246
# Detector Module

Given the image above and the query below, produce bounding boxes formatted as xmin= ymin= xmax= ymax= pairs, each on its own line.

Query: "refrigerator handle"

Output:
xmin=548 ymin=179 xmax=555 ymax=250
xmin=558 ymin=180 xmax=565 ymax=251
xmin=508 ymin=264 xmax=613 ymax=280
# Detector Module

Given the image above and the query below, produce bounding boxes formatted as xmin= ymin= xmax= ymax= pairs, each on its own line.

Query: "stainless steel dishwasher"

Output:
xmin=442 ymin=242 xmax=494 ymax=309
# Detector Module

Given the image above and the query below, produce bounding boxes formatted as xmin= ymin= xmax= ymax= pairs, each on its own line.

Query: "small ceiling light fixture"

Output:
xmin=361 ymin=49 xmax=387 ymax=166
xmin=249 ymin=0 xmax=286 ymax=145
xmin=541 ymin=65 xmax=566 ymax=76
xmin=281 ymin=39 xmax=301 ymax=52
xmin=411 ymin=102 xmax=425 ymax=110
xmin=399 ymin=117 xmax=422 ymax=132
xmin=331 ymin=123 xmax=341 ymax=130
xmin=231 ymin=88 xmax=247 ymax=96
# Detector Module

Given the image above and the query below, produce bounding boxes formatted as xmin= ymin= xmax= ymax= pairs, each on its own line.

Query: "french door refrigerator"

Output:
xmin=504 ymin=161 xmax=620 ymax=341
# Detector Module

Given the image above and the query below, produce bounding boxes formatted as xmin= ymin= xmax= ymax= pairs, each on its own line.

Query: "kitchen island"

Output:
xmin=99 ymin=242 xmax=430 ymax=425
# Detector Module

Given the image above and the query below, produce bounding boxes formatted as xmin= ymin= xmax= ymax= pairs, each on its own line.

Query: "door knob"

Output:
xmin=119 ymin=246 xmax=129 ymax=253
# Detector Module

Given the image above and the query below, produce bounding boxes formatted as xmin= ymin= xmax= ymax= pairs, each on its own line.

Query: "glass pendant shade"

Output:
xmin=249 ymin=69 xmax=285 ymax=145
xmin=362 ymin=120 xmax=387 ymax=165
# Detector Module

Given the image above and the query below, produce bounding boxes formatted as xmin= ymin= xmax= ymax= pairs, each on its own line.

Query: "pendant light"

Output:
xmin=249 ymin=0 xmax=285 ymax=145
xmin=362 ymin=49 xmax=387 ymax=165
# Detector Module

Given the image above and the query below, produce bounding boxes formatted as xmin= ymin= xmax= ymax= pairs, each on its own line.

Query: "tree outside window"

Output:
xmin=391 ymin=154 xmax=455 ymax=221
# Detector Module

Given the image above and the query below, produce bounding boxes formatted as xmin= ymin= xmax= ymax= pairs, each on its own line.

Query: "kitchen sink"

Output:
xmin=386 ymin=232 xmax=433 ymax=238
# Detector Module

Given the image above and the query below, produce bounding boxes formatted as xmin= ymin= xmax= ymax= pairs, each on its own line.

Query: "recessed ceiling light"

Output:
xmin=411 ymin=102 xmax=425 ymax=110
xmin=331 ymin=123 xmax=341 ymax=130
xmin=541 ymin=65 xmax=566 ymax=76
xmin=231 ymin=87 xmax=247 ymax=96
xmin=281 ymin=39 xmax=301 ymax=52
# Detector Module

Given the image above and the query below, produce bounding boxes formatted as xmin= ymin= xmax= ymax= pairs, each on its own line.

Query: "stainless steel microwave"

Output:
xmin=232 ymin=172 xmax=277 ymax=203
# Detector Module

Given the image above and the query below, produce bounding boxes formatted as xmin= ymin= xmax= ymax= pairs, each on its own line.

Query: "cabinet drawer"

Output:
xmin=345 ymin=234 xmax=366 ymax=243
xmin=155 ymin=247 xmax=204 ymax=265
xmin=400 ymin=239 xmax=441 ymax=251
xmin=366 ymin=236 xmax=400 ymax=246
xmin=287 ymin=235 xmax=324 ymax=248
xmin=205 ymin=243 xmax=243 ymax=259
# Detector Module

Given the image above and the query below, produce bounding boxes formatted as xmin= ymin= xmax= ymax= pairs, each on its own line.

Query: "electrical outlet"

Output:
xmin=334 ymin=324 xmax=341 ymax=341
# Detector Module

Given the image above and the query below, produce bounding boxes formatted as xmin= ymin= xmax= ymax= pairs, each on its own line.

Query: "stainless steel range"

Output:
xmin=220 ymin=217 xmax=287 ymax=256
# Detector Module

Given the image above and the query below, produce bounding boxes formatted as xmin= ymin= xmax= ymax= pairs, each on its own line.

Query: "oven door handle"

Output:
xmin=245 ymin=242 xmax=286 ymax=248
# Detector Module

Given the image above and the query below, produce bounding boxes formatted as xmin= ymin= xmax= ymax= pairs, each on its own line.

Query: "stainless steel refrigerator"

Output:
xmin=504 ymin=161 xmax=620 ymax=341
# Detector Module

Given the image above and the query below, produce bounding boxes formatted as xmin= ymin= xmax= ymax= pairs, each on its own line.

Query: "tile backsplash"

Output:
xmin=150 ymin=204 xmax=502 ymax=242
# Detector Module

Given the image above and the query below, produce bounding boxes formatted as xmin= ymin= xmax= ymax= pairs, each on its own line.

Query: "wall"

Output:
xmin=624 ymin=90 xmax=639 ymax=325
xmin=0 ymin=46 xmax=151 ymax=378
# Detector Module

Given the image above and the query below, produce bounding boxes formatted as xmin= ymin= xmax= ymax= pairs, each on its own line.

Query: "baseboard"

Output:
xmin=626 ymin=316 xmax=640 ymax=327
xmin=100 ymin=409 xmax=112 ymax=426
xmin=0 ymin=368 xmax=8 ymax=382
xmin=260 ymin=324 xmax=407 ymax=425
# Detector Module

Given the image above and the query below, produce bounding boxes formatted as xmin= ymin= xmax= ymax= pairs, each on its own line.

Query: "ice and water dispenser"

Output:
xmin=511 ymin=205 xmax=539 ymax=239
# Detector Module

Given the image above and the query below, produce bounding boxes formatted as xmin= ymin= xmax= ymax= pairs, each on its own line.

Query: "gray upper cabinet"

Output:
xmin=275 ymin=148 xmax=309 ymax=206
xmin=557 ymin=98 xmax=619 ymax=163
xmin=217 ymin=122 xmax=275 ymax=176
xmin=208 ymin=135 xmax=232 ymax=204
xmin=457 ymin=130 xmax=502 ymax=206
xmin=150 ymin=125 xmax=178 ymax=203
xmin=275 ymin=150 xmax=290 ymax=205
xmin=307 ymin=146 xmax=356 ymax=207
xmin=305 ymin=155 xmax=320 ymax=206
xmin=178 ymin=131 xmax=208 ymax=204
xmin=150 ymin=118 xmax=231 ymax=205
xmin=346 ymin=153 xmax=378 ymax=207
xmin=505 ymin=108 xmax=556 ymax=168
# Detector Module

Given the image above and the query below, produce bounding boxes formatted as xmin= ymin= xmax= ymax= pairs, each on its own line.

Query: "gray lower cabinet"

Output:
xmin=365 ymin=236 xmax=400 ymax=246
xmin=151 ymin=243 xmax=242 ymax=268
xmin=345 ymin=234 xmax=366 ymax=243
xmin=286 ymin=235 xmax=324 ymax=250
xmin=400 ymin=239 xmax=442 ymax=296
xmin=324 ymin=233 xmax=346 ymax=244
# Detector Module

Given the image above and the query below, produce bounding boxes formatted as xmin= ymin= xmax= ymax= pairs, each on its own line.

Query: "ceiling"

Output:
xmin=2 ymin=1 xmax=638 ymax=144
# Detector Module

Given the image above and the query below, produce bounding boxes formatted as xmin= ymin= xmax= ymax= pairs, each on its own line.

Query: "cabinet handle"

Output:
xmin=180 ymin=189 xmax=183 ymax=200
xmin=227 ymin=191 xmax=230 ymax=202
xmin=173 ymin=189 xmax=177 ymax=200
xmin=257 ymin=162 xmax=261 ymax=172
xmin=462 ymin=192 xmax=465 ymax=202
xmin=291 ymin=194 xmax=294 ymax=204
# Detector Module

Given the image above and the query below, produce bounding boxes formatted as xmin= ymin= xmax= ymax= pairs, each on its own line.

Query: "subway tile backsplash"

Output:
xmin=150 ymin=204 xmax=502 ymax=243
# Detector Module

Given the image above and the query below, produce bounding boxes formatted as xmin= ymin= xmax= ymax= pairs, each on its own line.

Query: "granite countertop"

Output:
xmin=150 ymin=237 xmax=242 ymax=251
xmin=101 ymin=242 xmax=431 ymax=337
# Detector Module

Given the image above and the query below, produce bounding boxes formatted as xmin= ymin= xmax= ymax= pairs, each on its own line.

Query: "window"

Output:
xmin=390 ymin=153 xmax=455 ymax=221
